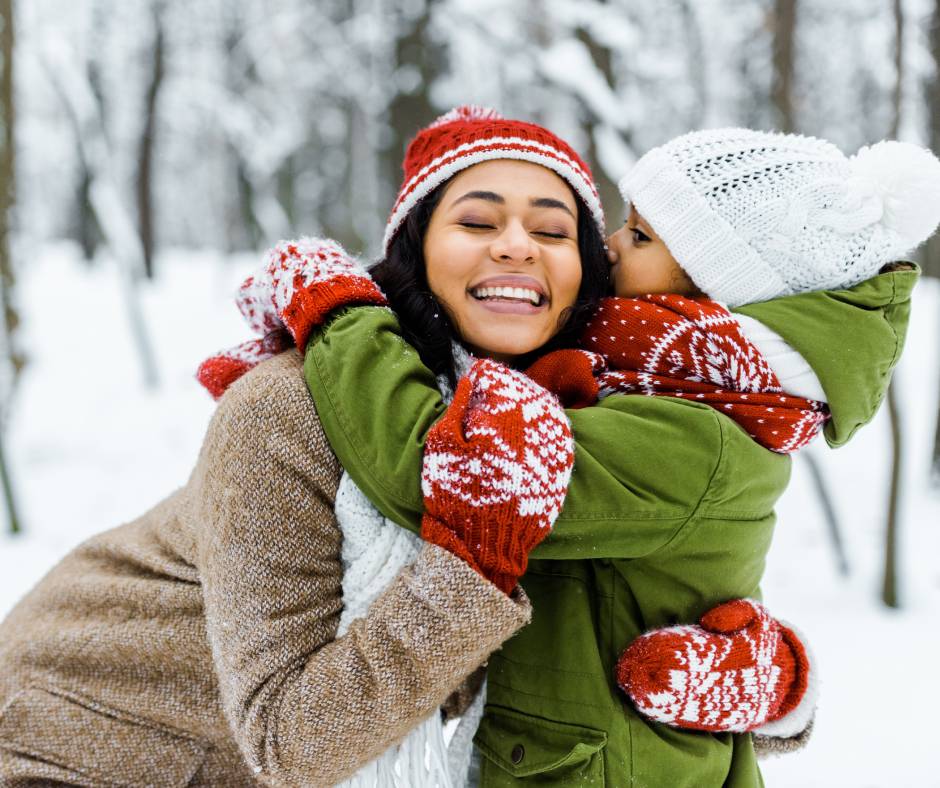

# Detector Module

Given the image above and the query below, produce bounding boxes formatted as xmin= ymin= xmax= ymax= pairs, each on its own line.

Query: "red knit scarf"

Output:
xmin=581 ymin=295 xmax=829 ymax=454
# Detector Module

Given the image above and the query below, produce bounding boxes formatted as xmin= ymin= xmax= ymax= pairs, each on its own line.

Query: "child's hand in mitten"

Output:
xmin=420 ymin=358 xmax=575 ymax=594
xmin=525 ymin=349 xmax=605 ymax=409
xmin=615 ymin=599 xmax=816 ymax=736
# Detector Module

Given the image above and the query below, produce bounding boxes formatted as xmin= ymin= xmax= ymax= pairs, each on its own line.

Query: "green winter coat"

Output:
xmin=304 ymin=266 xmax=917 ymax=787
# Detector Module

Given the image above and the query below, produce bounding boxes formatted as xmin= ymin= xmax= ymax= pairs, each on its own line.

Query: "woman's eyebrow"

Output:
xmin=530 ymin=197 xmax=575 ymax=218
xmin=449 ymin=192 xmax=574 ymax=219
xmin=451 ymin=190 xmax=504 ymax=207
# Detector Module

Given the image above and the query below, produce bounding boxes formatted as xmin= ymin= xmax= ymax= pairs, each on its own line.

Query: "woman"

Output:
xmin=300 ymin=108 xmax=915 ymax=785
xmin=0 ymin=113 xmax=610 ymax=786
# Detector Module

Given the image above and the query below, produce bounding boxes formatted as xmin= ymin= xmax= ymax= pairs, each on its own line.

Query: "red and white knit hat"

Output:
xmin=383 ymin=105 xmax=605 ymax=254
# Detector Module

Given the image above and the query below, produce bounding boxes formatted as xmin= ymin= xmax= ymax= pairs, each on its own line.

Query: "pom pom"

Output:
xmin=850 ymin=140 xmax=940 ymax=250
xmin=428 ymin=105 xmax=503 ymax=129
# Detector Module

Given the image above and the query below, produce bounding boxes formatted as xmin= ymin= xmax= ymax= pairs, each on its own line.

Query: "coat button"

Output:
xmin=510 ymin=744 xmax=525 ymax=764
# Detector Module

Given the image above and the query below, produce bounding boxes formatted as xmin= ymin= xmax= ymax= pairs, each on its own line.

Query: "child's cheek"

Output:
xmin=611 ymin=262 xmax=633 ymax=297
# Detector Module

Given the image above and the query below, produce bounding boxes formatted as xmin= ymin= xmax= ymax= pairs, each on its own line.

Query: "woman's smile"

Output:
xmin=468 ymin=274 xmax=549 ymax=314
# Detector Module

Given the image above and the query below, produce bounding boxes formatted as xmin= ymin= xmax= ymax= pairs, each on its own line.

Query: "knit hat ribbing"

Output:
xmin=384 ymin=105 xmax=605 ymax=254
xmin=620 ymin=128 xmax=940 ymax=306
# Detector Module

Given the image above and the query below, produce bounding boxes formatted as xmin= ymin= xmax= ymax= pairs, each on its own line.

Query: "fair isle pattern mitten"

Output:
xmin=421 ymin=359 xmax=575 ymax=595
xmin=525 ymin=349 xmax=606 ymax=409
xmin=616 ymin=599 xmax=817 ymax=735
xmin=583 ymin=295 xmax=829 ymax=453
xmin=197 ymin=237 xmax=386 ymax=400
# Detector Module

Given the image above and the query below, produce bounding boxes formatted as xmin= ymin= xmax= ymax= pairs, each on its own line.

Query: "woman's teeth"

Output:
xmin=471 ymin=286 xmax=543 ymax=306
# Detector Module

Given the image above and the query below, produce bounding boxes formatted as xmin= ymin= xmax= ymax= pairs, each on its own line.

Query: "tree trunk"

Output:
xmin=926 ymin=0 xmax=940 ymax=484
xmin=75 ymin=3 xmax=106 ymax=262
xmin=677 ymin=0 xmax=708 ymax=128
xmin=0 ymin=428 xmax=19 ymax=535
xmin=771 ymin=0 xmax=798 ymax=132
xmin=75 ymin=162 xmax=100 ymax=261
xmin=234 ymin=156 xmax=260 ymax=250
xmin=137 ymin=3 xmax=165 ymax=280
xmin=41 ymin=42 xmax=160 ymax=389
xmin=932 ymin=293 xmax=940 ymax=486
xmin=0 ymin=0 xmax=20 ymax=378
xmin=573 ymin=22 xmax=624 ymax=231
xmin=881 ymin=0 xmax=904 ymax=609
xmin=222 ymin=15 xmax=260 ymax=252
xmin=802 ymin=451 xmax=849 ymax=575
xmin=0 ymin=0 xmax=21 ymax=535
xmin=889 ymin=0 xmax=903 ymax=140
xmin=929 ymin=0 xmax=940 ymax=168
xmin=882 ymin=383 xmax=902 ymax=607
xmin=383 ymin=0 xmax=443 ymax=240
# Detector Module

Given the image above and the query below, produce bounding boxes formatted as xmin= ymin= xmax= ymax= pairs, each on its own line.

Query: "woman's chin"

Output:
xmin=452 ymin=299 xmax=566 ymax=363
xmin=463 ymin=328 xmax=552 ymax=363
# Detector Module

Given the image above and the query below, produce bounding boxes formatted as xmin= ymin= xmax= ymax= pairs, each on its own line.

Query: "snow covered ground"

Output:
xmin=2 ymin=244 xmax=939 ymax=787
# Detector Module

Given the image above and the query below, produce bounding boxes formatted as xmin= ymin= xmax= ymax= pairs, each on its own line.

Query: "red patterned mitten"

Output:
xmin=197 ymin=237 xmax=386 ymax=399
xmin=421 ymin=359 xmax=575 ymax=594
xmin=616 ymin=599 xmax=817 ymax=736
xmin=525 ymin=349 xmax=605 ymax=409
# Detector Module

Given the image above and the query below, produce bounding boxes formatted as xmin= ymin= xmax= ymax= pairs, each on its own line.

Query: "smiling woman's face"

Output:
xmin=423 ymin=159 xmax=583 ymax=363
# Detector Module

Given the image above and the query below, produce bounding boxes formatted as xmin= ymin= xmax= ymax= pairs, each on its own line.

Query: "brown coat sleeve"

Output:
xmin=191 ymin=356 xmax=531 ymax=786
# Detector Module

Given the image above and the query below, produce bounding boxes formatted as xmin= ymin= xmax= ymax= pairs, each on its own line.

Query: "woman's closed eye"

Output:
xmin=457 ymin=219 xmax=570 ymax=240
xmin=458 ymin=218 xmax=495 ymax=230
xmin=534 ymin=228 xmax=570 ymax=240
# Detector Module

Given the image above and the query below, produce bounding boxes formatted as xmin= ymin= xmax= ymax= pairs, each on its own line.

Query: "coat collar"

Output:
xmin=733 ymin=263 xmax=919 ymax=447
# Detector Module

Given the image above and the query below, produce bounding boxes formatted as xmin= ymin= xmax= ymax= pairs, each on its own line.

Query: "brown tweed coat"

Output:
xmin=0 ymin=353 xmax=531 ymax=787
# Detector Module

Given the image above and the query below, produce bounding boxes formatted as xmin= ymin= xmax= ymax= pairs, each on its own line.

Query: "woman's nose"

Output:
xmin=491 ymin=221 xmax=537 ymax=263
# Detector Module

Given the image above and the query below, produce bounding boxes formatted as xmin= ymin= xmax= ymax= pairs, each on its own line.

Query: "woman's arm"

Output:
xmin=306 ymin=306 xmax=725 ymax=560
xmin=193 ymin=354 xmax=530 ymax=786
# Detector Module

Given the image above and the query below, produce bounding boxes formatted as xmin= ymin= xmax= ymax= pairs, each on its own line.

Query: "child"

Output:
xmin=536 ymin=128 xmax=940 ymax=737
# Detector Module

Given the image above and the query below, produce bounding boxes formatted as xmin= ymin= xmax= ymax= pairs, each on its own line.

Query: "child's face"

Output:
xmin=607 ymin=207 xmax=700 ymax=297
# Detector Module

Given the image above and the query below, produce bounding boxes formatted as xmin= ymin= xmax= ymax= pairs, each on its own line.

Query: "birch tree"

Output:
xmin=37 ymin=24 xmax=160 ymax=388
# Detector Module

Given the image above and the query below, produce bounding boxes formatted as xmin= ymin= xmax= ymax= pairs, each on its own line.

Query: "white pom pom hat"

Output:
xmin=619 ymin=128 xmax=940 ymax=306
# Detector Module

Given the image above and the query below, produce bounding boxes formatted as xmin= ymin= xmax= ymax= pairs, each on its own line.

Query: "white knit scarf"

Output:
xmin=333 ymin=346 xmax=481 ymax=788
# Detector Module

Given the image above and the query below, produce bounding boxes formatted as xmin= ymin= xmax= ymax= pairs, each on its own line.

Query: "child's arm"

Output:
xmin=306 ymin=305 xmax=732 ymax=560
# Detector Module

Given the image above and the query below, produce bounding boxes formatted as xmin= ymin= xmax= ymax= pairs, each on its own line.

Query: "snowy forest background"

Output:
xmin=1 ymin=0 xmax=939 ymax=785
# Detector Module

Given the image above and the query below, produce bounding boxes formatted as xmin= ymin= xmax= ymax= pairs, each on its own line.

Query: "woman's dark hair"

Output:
xmin=370 ymin=177 xmax=610 ymax=389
